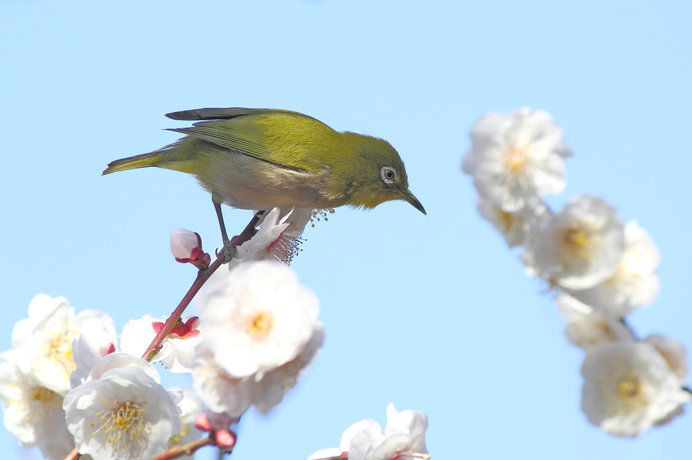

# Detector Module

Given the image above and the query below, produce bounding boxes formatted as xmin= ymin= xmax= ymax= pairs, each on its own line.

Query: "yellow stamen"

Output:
xmin=93 ymin=400 xmax=151 ymax=452
xmin=493 ymin=207 xmax=519 ymax=233
xmin=559 ymin=224 xmax=593 ymax=260
xmin=505 ymin=144 xmax=529 ymax=176
xmin=246 ymin=312 xmax=275 ymax=339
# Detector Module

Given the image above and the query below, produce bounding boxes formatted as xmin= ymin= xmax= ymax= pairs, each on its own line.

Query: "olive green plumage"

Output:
xmin=103 ymin=108 xmax=425 ymax=214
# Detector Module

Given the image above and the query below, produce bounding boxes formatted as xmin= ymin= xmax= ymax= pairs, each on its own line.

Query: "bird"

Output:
xmin=103 ymin=107 xmax=425 ymax=245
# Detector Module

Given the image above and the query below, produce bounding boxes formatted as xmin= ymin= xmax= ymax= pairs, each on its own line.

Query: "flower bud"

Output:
xmin=215 ymin=429 xmax=237 ymax=450
xmin=170 ymin=228 xmax=211 ymax=269
xmin=194 ymin=413 xmax=212 ymax=432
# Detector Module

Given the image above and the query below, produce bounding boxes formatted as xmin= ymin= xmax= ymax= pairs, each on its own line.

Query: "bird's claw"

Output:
xmin=217 ymin=240 xmax=237 ymax=264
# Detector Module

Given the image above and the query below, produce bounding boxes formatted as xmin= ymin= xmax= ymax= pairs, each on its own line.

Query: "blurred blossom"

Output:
xmin=310 ymin=403 xmax=429 ymax=460
xmin=249 ymin=322 xmax=324 ymax=413
xmin=556 ymin=294 xmax=634 ymax=349
xmin=63 ymin=355 xmax=179 ymax=460
xmin=0 ymin=351 xmax=74 ymax=459
xmin=120 ymin=314 xmax=202 ymax=372
xmin=167 ymin=387 xmax=206 ymax=459
xmin=476 ymin=197 xmax=546 ymax=248
xmin=643 ymin=334 xmax=688 ymax=385
xmin=462 ymin=108 xmax=571 ymax=212
xmin=580 ymin=341 xmax=690 ymax=437
xmin=192 ymin=323 xmax=324 ymax=418
xmin=12 ymin=294 xmax=114 ymax=396
xmin=522 ymin=195 xmax=625 ymax=290
xmin=566 ymin=221 xmax=660 ymax=316
xmin=231 ymin=207 xmax=311 ymax=267
xmin=191 ymin=349 xmax=251 ymax=418
xmin=197 ymin=261 xmax=319 ymax=379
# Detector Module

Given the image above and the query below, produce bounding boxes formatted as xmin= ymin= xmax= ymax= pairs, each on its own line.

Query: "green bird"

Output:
xmin=103 ymin=108 xmax=425 ymax=241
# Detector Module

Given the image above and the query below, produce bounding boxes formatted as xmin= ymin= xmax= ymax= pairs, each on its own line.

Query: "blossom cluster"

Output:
xmin=309 ymin=403 xmax=429 ymax=460
xmin=0 ymin=206 xmax=430 ymax=459
xmin=0 ymin=209 xmax=326 ymax=459
xmin=462 ymin=108 xmax=690 ymax=437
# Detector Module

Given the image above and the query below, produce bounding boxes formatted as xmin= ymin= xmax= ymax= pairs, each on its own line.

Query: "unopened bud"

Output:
xmin=195 ymin=413 xmax=212 ymax=432
xmin=170 ymin=228 xmax=211 ymax=269
xmin=151 ymin=317 xmax=200 ymax=339
xmin=215 ymin=429 xmax=237 ymax=450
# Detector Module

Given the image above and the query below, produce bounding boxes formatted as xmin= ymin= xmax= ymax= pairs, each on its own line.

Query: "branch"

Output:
xmin=141 ymin=253 xmax=225 ymax=361
xmin=63 ymin=213 xmax=262 ymax=460
xmin=142 ymin=212 xmax=262 ymax=361
xmin=152 ymin=435 xmax=217 ymax=460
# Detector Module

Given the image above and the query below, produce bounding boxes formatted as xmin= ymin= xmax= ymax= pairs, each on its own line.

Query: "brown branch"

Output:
xmin=142 ymin=253 xmax=226 ymax=361
xmin=152 ymin=435 xmax=217 ymax=460
xmin=142 ymin=211 xmax=263 ymax=361
xmin=64 ymin=212 xmax=263 ymax=460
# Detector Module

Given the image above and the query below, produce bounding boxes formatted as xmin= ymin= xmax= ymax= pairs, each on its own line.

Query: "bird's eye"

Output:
xmin=380 ymin=166 xmax=397 ymax=185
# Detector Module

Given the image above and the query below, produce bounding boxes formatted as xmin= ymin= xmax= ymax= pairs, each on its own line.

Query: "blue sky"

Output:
xmin=1 ymin=0 xmax=691 ymax=459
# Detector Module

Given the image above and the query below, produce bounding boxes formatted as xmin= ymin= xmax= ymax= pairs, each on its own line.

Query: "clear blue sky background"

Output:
xmin=1 ymin=0 xmax=691 ymax=459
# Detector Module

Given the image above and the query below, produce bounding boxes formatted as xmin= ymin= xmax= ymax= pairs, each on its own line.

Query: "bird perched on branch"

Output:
xmin=103 ymin=107 xmax=425 ymax=246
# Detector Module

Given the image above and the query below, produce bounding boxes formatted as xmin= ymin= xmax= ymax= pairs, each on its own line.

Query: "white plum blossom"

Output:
xmin=193 ymin=323 xmax=324 ymax=418
xmin=120 ymin=314 xmax=202 ymax=372
xmin=167 ymin=387 xmax=205 ymax=458
xmin=580 ymin=341 xmax=690 ymax=437
xmin=643 ymin=334 xmax=688 ymax=385
xmin=248 ymin=322 xmax=324 ymax=413
xmin=198 ymin=260 xmax=319 ymax=379
xmin=70 ymin=310 xmax=118 ymax=388
xmin=556 ymin=295 xmax=633 ymax=349
xmin=231 ymin=207 xmax=312 ymax=267
xmin=85 ymin=352 xmax=162 ymax=383
xmin=476 ymin=197 xmax=546 ymax=247
xmin=462 ymin=108 xmax=571 ymax=212
xmin=566 ymin=221 xmax=660 ymax=316
xmin=310 ymin=403 xmax=429 ymax=460
xmin=0 ymin=351 xmax=74 ymax=460
xmin=63 ymin=354 xmax=179 ymax=460
xmin=11 ymin=294 xmax=115 ymax=396
xmin=192 ymin=349 xmax=251 ymax=418
xmin=522 ymin=195 xmax=625 ymax=290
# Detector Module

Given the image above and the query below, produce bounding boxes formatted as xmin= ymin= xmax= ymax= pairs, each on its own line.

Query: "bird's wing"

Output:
xmin=167 ymin=110 xmax=333 ymax=173
xmin=166 ymin=107 xmax=281 ymax=121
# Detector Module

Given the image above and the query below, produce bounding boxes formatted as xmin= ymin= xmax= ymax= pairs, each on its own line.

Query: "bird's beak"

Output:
xmin=399 ymin=188 xmax=426 ymax=215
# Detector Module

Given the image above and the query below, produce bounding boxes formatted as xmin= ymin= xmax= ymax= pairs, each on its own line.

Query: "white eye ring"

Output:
xmin=380 ymin=166 xmax=397 ymax=185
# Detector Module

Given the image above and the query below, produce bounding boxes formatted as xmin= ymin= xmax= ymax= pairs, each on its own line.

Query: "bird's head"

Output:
xmin=344 ymin=134 xmax=426 ymax=215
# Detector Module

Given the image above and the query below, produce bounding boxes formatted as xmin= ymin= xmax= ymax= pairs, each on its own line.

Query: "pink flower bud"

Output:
xmin=215 ymin=429 xmax=237 ymax=450
xmin=170 ymin=228 xmax=211 ymax=269
xmin=195 ymin=413 xmax=212 ymax=432
xmin=151 ymin=317 xmax=200 ymax=339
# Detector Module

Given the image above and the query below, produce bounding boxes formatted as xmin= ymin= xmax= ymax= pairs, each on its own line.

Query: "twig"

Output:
xmin=64 ymin=212 xmax=262 ymax=460
xmin=152 ymin=435 xmax=217 ymax=460
xmin=142 ymin=212 xmax=262 ymax=361
xmin=142 ymin=253 xmax=225 ymax=361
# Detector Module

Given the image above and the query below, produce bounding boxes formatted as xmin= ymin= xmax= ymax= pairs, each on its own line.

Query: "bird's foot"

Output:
xmin=216 ymin=238 xmax=238 ymax=264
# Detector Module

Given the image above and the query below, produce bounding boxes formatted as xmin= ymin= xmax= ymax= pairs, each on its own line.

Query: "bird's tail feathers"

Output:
xmin=102 ymin=151 xmax=162 ymax=175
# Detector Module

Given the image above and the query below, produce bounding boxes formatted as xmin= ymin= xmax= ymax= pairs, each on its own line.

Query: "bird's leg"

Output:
xmin=212 ymin=195 xmax=236 ymax=263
